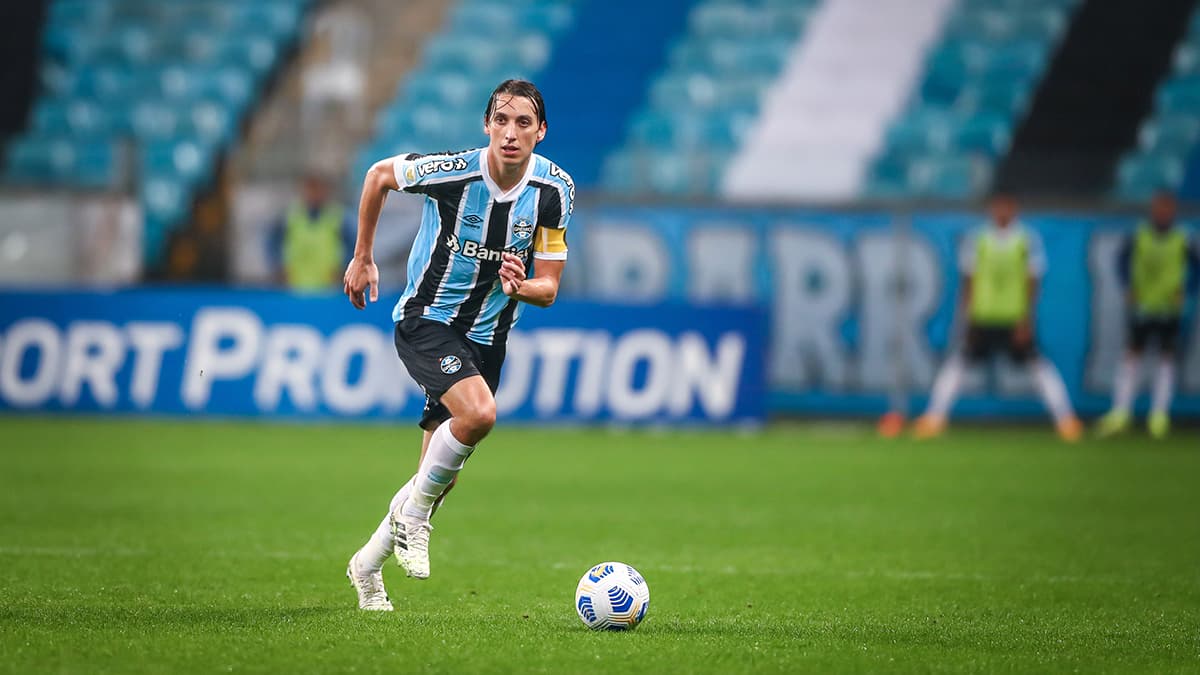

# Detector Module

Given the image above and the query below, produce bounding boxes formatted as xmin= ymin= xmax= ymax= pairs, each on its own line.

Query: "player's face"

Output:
xmin=484 ymin=95 xmax=546 ymax=169
xmin=1150 ymin=193 xmax=1176 ymax=229
xmin=990 ymin=197 xmax=1016 ymax=226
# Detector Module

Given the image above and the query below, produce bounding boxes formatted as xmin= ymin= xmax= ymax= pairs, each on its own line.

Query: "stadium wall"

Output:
xmin=0 ymin=292 xmax=766 ymax=425
xmin=564 ymin=205 xmax=1200 ymax=418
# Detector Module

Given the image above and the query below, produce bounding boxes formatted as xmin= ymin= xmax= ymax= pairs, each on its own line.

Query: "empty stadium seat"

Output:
xmin=1115 ymin=12 xmax=1200 ymax=199
xmin=604 ymin=0 xmax=816 ymax=195
xmin=3 ymin=0 xmax=314 ymax=266
xmin=867 ymin=0 xmax=1078 ymax=200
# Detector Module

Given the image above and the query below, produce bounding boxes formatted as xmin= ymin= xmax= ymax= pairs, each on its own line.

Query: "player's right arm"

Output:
xmin=343 ymin=157 xmax=401 ymax=309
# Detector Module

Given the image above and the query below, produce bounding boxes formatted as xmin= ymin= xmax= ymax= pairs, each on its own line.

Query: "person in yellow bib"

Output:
xmin=1096 ymin=191 xmax=1199 ymax=439
xmin=913 ymin=193 xmax=1083 ymax=442
xmin=268 ymin=173 xmax=357 ymax=290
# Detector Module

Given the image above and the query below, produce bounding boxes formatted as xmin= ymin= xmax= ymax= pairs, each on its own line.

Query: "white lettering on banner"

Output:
xmin=60 ymin=321 xmax=125 ymax=407
xmin=254 ymin=325 xmax=323 ymax=411
xmin=322 ymin=326 xmax=386 ymax=415
xmin=182 ymin=308 xmax=264 ymax=409
xmin=1085 ymin=233 xmax=1127 ymax=393
xmin=669 ymin=333 xmax=744 ymax=417
xmin=494 ymin=331 xmax=532 ymax=416
xmin=856 ymin=233 xmax=938 ymax=390
xmin=573 ymin=332 xmax=610 ymax=416
xmin=493 ymin=329 xmax=744 ymax=419
xmin=585 ymin=224 xmax=669 ymax=301
xmin=769 ymin=228 xmax=850 ymax=388
xmin=688 ymin=227 xmax=755 ymax=302
xmin=607 ymin=330 xmax=674 ymax=419
xmin=0 ymin=319 xmax=61 ymax=407
xmin=534 ymin=330 xmax=583 ymax=416
xmin=126 ymin=322 xmax=183 ymax=408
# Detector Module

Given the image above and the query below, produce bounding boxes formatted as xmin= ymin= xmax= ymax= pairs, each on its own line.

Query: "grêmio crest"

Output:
xmin=513 ymin=216 xmax=534 ymax=240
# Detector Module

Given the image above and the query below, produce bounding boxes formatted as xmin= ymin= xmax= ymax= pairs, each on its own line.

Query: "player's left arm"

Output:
xmin=1020 ymin=230 xmax=1048 ymax=341
xmin=499 ymin=253 xmax=563 ymax=307
xmin=500 ymin=164 xmax=574 ymax=307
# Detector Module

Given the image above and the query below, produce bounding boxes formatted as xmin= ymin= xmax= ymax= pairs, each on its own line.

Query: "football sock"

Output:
xmin=358 ymin=480 xmax=413 ymax=573
xmin=1032 ymin=358 xmax=1074 ymax=423
xmin=925 ymin=354 xmax=965 ymax=418
xmin=1111 ymin=355 xmax=1139 ymax=414
xmin=401 ymin=421 xmax=474 ymax=521
xmin=1151 ymin=360 xmax=1175 ymax=415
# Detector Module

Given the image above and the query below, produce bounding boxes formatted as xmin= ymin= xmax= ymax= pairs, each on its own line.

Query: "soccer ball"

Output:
xmin=574 ymin=562 xmax=650 ymax=630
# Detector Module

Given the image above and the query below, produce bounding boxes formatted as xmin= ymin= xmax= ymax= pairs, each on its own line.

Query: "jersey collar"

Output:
xmin=479 ymin=147 xmax=535 ymax=203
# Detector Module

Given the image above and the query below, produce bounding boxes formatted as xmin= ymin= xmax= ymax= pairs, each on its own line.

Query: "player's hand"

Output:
xmin=499 ymin=253 xmax=526 ymax=297
xmin=343 ymin=257 xmax=379 ymax=310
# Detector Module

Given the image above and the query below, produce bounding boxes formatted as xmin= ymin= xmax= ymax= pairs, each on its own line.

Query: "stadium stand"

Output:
xmin=1118 ymin=10 xmax=1200 ymax=201
xmin=353 ymin=0 xmax=576 ymax=185
xmin=601 ymin=0 xmax=816 ymax=197
xmin=865 ymin=0 xmax=1078 ymax=200
xmin=2 ymin=0 xmax=313 ymax=266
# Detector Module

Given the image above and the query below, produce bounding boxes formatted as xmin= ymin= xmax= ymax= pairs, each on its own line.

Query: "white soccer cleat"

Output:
xmin=392 ymin=510 xmax=432 ymax=580
xmin=346 ymin=551 xmax=393 ymax=611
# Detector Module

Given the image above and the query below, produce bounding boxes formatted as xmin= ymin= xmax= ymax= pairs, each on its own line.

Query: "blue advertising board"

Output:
xmin=568 ymin=206 xmax=1200 ymax=417
xmin=0 ymin=291 xmax=767 ymax=424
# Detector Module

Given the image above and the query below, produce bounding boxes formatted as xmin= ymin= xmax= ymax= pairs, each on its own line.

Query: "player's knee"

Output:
xmin=458 ymin=400 xmax=496 ymax=441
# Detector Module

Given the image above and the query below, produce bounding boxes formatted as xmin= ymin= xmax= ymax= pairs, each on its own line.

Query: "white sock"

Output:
xmin=1151 ymin=360 xmax=1175 ymax=415
xmin=401 ymin=421 xmax=474 ymax=521
xmin=1111 ymin=355 xmax=1140 ymax=414
xmin=925 ymin=354 xmax=965 ymax=418
xmin=1032 ymin=357 xmax=1074 ymax=423
xmin=357 ymin=480 xmax=412 ymax=573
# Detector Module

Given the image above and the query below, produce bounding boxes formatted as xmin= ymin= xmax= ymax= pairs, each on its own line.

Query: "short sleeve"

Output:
xmin=533 ymin=162 xmax=574 ymax=261
xmin=1024 ymin=229 xmax=1047 ymax=278
xmin=391 ymin=150 xmax=478 ymax=196
xmin=958 ymin=231 xmax=978 ymax=275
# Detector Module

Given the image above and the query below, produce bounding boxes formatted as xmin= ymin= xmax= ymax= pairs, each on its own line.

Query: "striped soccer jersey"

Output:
xmin=391 ymin=147 xmax=574 ymax=345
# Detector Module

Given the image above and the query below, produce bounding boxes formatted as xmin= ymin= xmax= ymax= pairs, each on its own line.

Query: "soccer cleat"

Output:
xmin=1148 ymin=412 xmax=1170 ymax=440
xmin=392 ymin=509 xmax=432 ymax=580
xmin=1056 ymin=416 xmax=1083 ymax=443
xmin=876 ymin=412 xmax=906 ymax=439
xmin=346 ymin=551 xmax=393 ymax=611
xmin=1094 ymin=409 xmax=1130 ymax=438
xmin=911 ymin=414 xmax=946 ymax=439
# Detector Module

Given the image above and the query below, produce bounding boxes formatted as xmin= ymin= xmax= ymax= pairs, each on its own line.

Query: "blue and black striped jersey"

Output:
xmin=391 ymin=147 xmax=574 ymax=346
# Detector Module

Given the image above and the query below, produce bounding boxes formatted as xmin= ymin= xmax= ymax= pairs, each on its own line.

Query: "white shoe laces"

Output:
xmin=406 ymin=520 xmax=431 ymax=556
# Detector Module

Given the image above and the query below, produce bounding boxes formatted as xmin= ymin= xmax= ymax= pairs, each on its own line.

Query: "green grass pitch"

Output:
xmin=0 ymin=417 xmax=1197 ymax=674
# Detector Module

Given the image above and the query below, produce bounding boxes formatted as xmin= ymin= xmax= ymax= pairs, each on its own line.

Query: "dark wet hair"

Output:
xmin=484 ymin=79 xmax=546 ymax=125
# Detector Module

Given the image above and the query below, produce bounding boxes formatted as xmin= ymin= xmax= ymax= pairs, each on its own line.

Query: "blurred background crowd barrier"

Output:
xmin=1 ymin=0 xmax=1198 ymax=423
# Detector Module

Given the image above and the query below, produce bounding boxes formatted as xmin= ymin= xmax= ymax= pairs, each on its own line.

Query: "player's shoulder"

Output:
xmin=400 ymin=147 xmax=482 ymax=179
xmin=529 ymin=153 xmax=575 ymax=193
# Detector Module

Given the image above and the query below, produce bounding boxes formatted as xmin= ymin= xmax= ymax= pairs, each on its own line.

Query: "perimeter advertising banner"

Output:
xmin=569 ymin=207 xmax=1200 ymax=417
xmin=0 ymin=291 xmax=767 ymax=424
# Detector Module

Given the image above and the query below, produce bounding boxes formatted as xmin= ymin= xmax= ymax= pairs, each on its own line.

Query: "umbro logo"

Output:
xmin=462 ymin=214 xmax=483 ymax=228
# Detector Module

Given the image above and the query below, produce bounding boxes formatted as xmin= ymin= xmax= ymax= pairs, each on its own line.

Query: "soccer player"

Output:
xmin=1095 ymin=190 xmax=1198 ymax=439
xmin=912 ymin=193 xmax=1083 ymax=441
xmin=340 ymin=80 xmax=573 ymax=610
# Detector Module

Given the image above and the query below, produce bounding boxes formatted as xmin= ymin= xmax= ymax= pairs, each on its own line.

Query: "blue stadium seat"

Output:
xmin=4 ymin=0 xmax=316 ymax=267
xmin=605 ymin=0 xmax=809 ymax=194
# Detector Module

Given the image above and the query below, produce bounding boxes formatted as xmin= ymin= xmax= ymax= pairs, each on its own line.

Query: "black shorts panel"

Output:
xmin=393 ymin=317 xmax=506 ymax=430
xmin=964 ymin=324 xmax=1036 ymax=363
xmin=1128 ymin=317 xmax=1182 ymax=353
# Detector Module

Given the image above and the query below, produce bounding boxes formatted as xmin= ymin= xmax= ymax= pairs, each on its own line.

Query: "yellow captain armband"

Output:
xmin=533 ymin=226 xmax=568 ymax=261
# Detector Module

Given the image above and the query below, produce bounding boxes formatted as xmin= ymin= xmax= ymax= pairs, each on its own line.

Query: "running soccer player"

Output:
xmin=341 ymin=80 xmax=573 ymax=611
xmin=912 ymin=193 xmax=1083 ymax=441
xmin=1096 ymin=190 xmax=1199 ymax=439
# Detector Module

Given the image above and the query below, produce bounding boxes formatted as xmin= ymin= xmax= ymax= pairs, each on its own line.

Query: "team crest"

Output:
xmin=513 ymin=217 xmax=534 ymax=240
xmin=439 ymin=355 xmax=462 ymax=375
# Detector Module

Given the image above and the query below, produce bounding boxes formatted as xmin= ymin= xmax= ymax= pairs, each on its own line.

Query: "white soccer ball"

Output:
xmin=574 ymin=561 xmax=650 ymax=631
